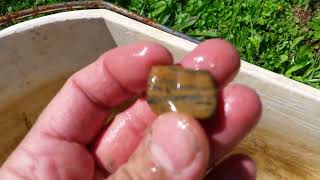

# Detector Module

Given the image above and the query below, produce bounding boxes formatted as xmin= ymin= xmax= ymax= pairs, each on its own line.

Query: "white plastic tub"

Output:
xmin=0 ymin=9 xmax=319 ymax=179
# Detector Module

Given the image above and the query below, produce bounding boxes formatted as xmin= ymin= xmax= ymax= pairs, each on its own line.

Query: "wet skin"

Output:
xmin=0 ymin=39 xmax=262 ymax=180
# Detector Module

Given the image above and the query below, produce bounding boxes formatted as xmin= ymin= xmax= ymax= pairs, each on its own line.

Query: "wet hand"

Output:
xmin=0 ymin=39 xmax=262 ymax=180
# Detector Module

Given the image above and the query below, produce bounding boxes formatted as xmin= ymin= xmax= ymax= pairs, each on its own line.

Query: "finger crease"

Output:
xmin=103 ymin=61 xmax=136 ymax=95
xmin=40 ymin=127 xmax=82 ymax=144
xmin=71 ymin=77 xmax=110 ymax=110
xmin=4 ymin=165 xmax=33 ymax=180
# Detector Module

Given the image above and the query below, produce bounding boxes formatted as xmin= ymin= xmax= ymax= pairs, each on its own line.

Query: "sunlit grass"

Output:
xmin=1 ymin=0 xmax=319 ymax=88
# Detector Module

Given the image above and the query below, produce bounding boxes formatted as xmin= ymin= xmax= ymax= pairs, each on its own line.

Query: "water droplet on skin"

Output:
xmin=178 ymin=120 xmax=188 ymax=130
xmin=194 ymin=56 xmax=204 ymax=63
xmin=134 ymin=47 xmax=148 ymax=57
xmin=193 ymin=56 xmax=216 ymax=70
xmin=148 ymin=165 xmax=163 ymax=177
xmin=150 ymin=167 xmax=158 ymax=173
xmin=194 ymin=56 xmax=204 ymax=70
xmin=225 ymin=97 xmax=235 ymax=114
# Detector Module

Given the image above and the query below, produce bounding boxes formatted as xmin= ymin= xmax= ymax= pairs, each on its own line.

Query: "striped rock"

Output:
xmin=147 ymin=65 xmax=217 ymax=120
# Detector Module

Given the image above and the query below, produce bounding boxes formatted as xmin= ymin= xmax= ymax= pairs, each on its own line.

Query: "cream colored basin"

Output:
xmin=0 ymin=9 xmax=319 ymax=179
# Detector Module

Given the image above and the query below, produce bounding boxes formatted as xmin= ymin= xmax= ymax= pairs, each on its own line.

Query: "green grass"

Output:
xmin=0 ymin=0 xmax=68 ymax=14
xmin=1 ymin=0 xmax=320 ymax=89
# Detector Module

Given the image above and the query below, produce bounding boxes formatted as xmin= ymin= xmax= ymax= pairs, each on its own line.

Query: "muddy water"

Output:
xmin=0 ymin=76 xmax=68 ymax=164
xmin=235 ymin=128 xmax=320 ymax=180
xmin=0 ymin=77 xmax=319 ymax=179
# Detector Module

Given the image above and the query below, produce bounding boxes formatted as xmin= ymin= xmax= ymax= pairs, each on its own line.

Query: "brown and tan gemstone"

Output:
xmin=147 ymin=65 xmax=217 ymax=120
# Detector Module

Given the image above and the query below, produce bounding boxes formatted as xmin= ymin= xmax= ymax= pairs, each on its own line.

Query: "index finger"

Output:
xmin=24 ymin=42 xmax=173 ymax=145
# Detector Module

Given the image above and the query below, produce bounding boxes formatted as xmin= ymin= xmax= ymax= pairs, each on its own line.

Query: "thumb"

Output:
xmin=107 ymin=112 xmax=210 ymax=180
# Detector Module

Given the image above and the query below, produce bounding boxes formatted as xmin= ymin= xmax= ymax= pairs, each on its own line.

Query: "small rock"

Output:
xmin=147 ymin=65 xmax=217 ymax=120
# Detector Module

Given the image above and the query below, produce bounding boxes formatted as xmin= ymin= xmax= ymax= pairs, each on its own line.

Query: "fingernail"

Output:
xmin=149 ymin=113 xmax=200 ymax=173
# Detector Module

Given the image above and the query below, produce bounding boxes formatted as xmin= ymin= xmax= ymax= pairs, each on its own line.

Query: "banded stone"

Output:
xmin=147 ymin=65 xmax=217 ymax=120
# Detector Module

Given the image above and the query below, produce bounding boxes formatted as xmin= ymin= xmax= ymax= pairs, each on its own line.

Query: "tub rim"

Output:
xmin=1 ymin=3 xmax=320 ymax=102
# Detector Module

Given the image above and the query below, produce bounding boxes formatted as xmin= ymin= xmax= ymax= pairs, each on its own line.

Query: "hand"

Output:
xmin=0 ymin=39 xmax=261 ymax=180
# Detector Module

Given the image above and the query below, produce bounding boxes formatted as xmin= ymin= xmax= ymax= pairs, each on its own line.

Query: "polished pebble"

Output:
xmin=147 ymin=65 xmax=217 ymax=120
